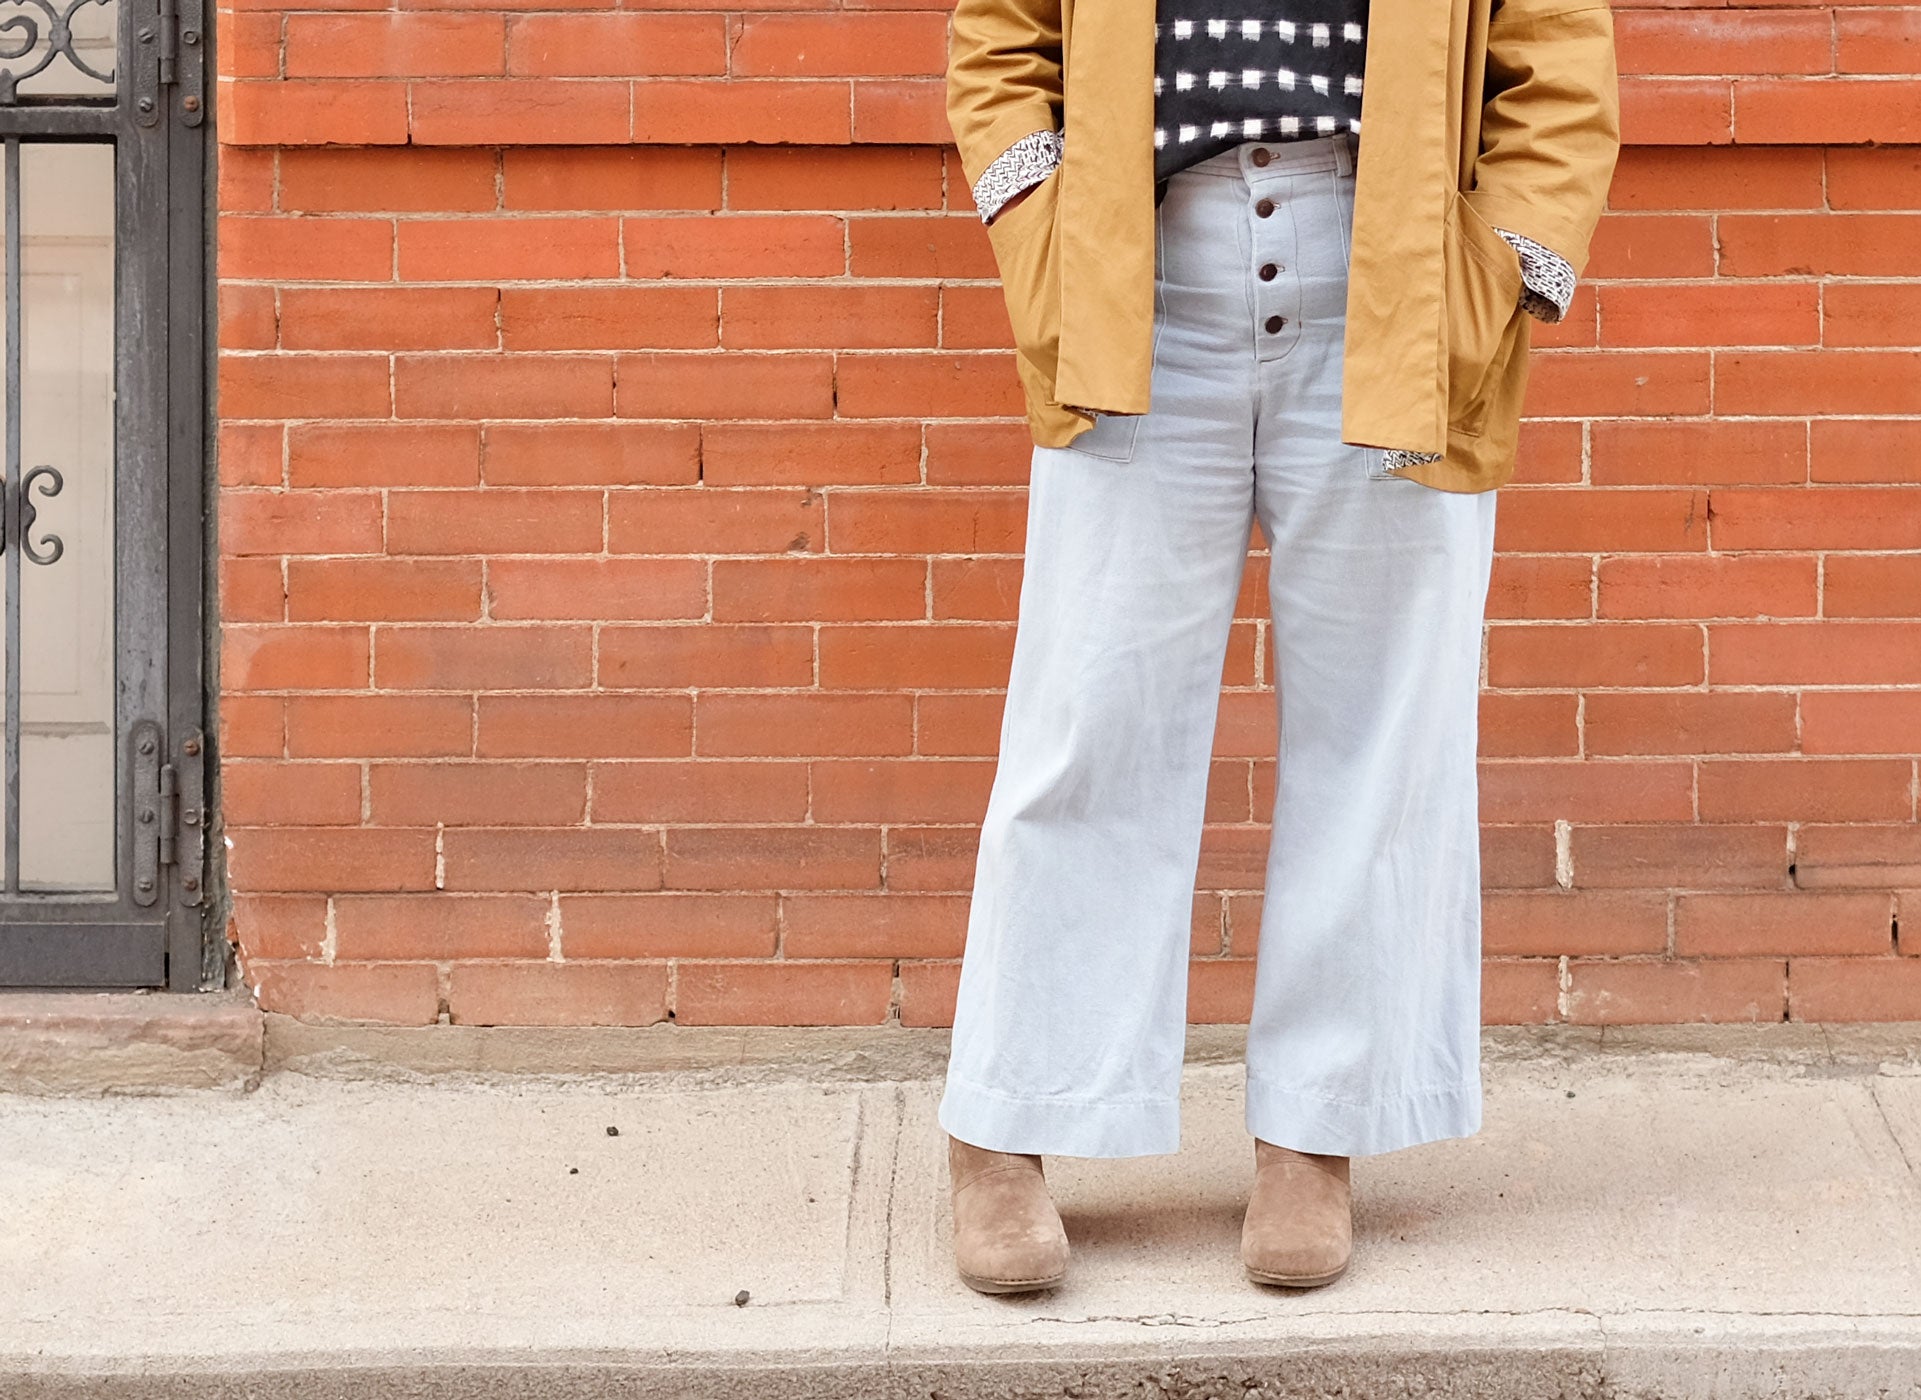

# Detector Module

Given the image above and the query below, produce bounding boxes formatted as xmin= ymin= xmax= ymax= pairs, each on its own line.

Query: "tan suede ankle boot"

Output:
xmin=1240 ymin=1137 xmax=1352 ymax=1287
xmin=946 ymin=1132 xmax=1070 ymax=1294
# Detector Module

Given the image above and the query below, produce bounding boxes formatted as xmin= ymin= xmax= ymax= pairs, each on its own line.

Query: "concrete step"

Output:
xmin=5 ymin=1023 xmax=1920 ymax=1398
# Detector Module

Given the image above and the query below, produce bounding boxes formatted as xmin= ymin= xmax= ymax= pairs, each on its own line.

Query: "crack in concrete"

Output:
xmin=1869 ymin=1080 xmax=1919 ymax=1184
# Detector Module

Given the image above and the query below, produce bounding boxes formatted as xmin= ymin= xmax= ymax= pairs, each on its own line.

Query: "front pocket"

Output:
xmin=984 ymin=168 xmax=1065 ymax=392
xmin=1441 ymin=191 xmax=1526 ymax=439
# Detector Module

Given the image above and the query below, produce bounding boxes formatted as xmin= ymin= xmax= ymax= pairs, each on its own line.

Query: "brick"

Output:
xmin=1589 ymin=421 xmax=1807 ymax=487
xmin=287 ymin=695 xmax=475 ymax=758
xmin=246 ymin=961 xmax=440 ymax=1025
xmin=1596 ymin=555 xmax=1817 ymax=620
xmin=223 ymin=624 xmax=370 ymax=692
xmin=280 ymin=288 xmax=503 ymax=355
xmin=725 ymin=147 xmax=944 ymax=212
xmin=695 ymin=693 xmax=915 ymax=756
xmin=835 ymin=352 xmax=1026 ymax=419
xmin=219 ymin=354 xmax=391 ymax=420
xmin=1487 ymin=555 xmax=1591 ymax=622
xmin=287 ymin=423 xmax=483 ymax=487
xmin=1824 ymin=281 xmax=1921 ymax=348
xmin=1585 ymin=212 xmax=1717 ymax=279
xmin=1605 ymin=146 xmax=1824 ymax=211
xmin=1490 ymin=489 xmax=1705 ymax=553
xmin=1482 ymin=890 xmax=1670 ymax=957
xmin=1569 ymin=823 xmax=1789 ymax=890
xmin=1794 ymin=824 xmax=1921 ymax=889
xmin=478 ymin=695 xmax=693 ymax=757
xmin=1482 ymin=959 xmax=1561 ymax=1025
xmin=1787 ymin=957 xmax=1921 ymax=1020
xmin=1836 ymin=8 xmax=1921 ymax=74
xmin=1486 ymin=622 xmax=1703 ymax=688
xmin=882 ymin=826 xmax=978 ymax=891
xmin=620 ymin=214 xmax=845 ymax=278
xmin=448 ymin=961 xmax=671 ymax=1025
xmin=333 ymin=894 xmax=553 ymax=959
xmin=597 ymin=624 xmax=815 ymax=689
xmin=1675 ymin=891 xmax=1894 ymax=957
xmin=1821 ymin=549 xmax=1921 ymax=614
xmin=615 ymin=351 xmax=836 ymax=419
xmin=1698 ymin=758 xmax=1914 ymax=823
xmin=507 ymin=13 xmax=726 ymax=76
xmin=1734 ymin=78 xmax=1921 ymax=143
xmin=723 ymin=285 xmax=939 ymax=349
xmin=443 ymin=827 xmax=664 ymax=891
xmin=809 ymin=758 xmax=996 ymax=823
xmin=1585 ymin=691 xmax=1800 ymax=756
xmin=284 ymin=13 xmax=506 ymax=78
xmin=849 ymin=215 xmax=1001 ymax=279
xmin=224 ymin=491 xmax=384 ymax=557
xmin=1479 ymin=759 xmax=1695 ymax=824
xmin=288 ymin=559 xmax=484 ymax=623
xmin=1713 ymin=486 xmax=1921 ymax=552
xmin=712 ymin=557 xmax=927 ymax=622
xmin=220 ymin=215 xmax=396 ymax=284
xmin=232 ymin=895 xmax=330 ymax=961
xmin=732 ymin=13 xmax=945 ymax=76
xmin=218 ymin=422 xmax=285 ymax=489
xmin=1480 ymin=692 xmax=1579 ymax=759
xmin=1710 ymin=620 xmax=1921 ymax=685
xmin=606 ymin=486 xmax=822 ymax=555
xmin=1565 ymin=958 xmax=1786 ymax=1024
xmin=1523 ymin=350 xmax=1712 ymax=417
xmin=487 ymin=558 xmax=709 ymax=620
xmin=1800 ymin=691 xmax=1921 ymax=756
xmin=700 ymin=422 xmax=921 ymax=487
xmin=558 ymin=893 xmax=779 ymax=957
xmin=781 ymin=892 xmax=967 ymax=957
xmin=1617 ymin=77 xmax=1732 ymax=146
xmin=1811 ymin=420 xmax=1921 ymax=484
xmin=227 ymin=826 xmax=438 ymax=892
xmin=1599 ymin=282 xmax=1817 ymax=348
xmin=397 ymin=216 xmax=621 ymax=280
xmin=826 ymin=488 xmax=1027 ymax=555
xmin=222 ymin=558 xmax=287 ymax=623
xmin=500 ymin=286 xmax=718 ymax=351
xmin=394 ymin=347 xmax=620 ymax=418
xmin=410 ymin=79 xmax=631 ymax=144
xmin=386 ymin=488 xmax=605 ymax=554
xmin=665 ymin=825 xmax=882 ymax=890
xmin=1614 ymin=10 xmax=1830 ymax=76
xmin=898 ymin=959 xmax=961 ymax=1026
xmin=673 ymin=960 xmax=893 ymax=1025
xmin=1720 ymin=214 xmax=1921 ymax=278
xmin=222 ymin=761 xmax=363 ymax=827
xmin=279 ymin=148 xmax=499 ymax=214
xmin=851 ymin=79 xmax=951 ymax=143
xmin=502 ymin=147 xmax=722 ymax=211
xmin=1828 ymin=147 xmax=1921 ymax=211
xmin=1482 ymin=825 xmax=1560 ymax=889
xmin=222 ymin=80 xmax=410 ymax=146
xmin=631 ymin=79 xmax=852 ymax=143
xmin=484 ymin=423 xmax=701 ymax=486
xmin=818 ymin=624 xmax=1014 ymax=689
xmin=590 ymin=760 xmax=811 ymax=823
xmin=370 ymin=762 xmax=589 ymax=826
xmin=374 ymin=625 xmax=595 ymax=689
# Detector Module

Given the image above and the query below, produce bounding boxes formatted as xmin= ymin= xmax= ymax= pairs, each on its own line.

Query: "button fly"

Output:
xmin=1255 ymin=197 xmax=1275 ymax=218
xmin=1250 ymin=147 xmax=1271 ymax=167
xmin=1259 ymin=263 xmax=1279 ymax=281
xmin=1265 ymin=315 xmax=1286 ymax=334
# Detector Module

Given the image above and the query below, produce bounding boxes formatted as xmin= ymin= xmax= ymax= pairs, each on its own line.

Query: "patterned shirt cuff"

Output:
xmin=972 ymin=129 xmax=1064 ymax=225
xmin=1493 ymin=228 xmax=1576 ymax=324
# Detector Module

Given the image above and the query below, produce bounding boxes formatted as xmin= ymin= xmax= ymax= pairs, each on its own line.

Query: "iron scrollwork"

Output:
xmin=0 ymin=0 xmax=115 ymax=103
xmin=13 ymin=465 xmax=64 ymax=566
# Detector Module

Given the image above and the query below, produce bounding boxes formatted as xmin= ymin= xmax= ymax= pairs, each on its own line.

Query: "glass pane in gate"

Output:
xmin=0 ymin=0 xmax=118 ymax=101
xmin=2 ymin=142 xmax=116 ymax=893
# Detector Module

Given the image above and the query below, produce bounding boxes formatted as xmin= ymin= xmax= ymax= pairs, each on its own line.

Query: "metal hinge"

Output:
xmin=134 ymin=0 xmax=205 ymax=128
xmin=131 ymin=723 xmax=207 ymax=909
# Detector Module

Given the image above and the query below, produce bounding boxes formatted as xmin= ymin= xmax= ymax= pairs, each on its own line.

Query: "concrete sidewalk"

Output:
xmin=5 ymin=1018 xmax=1921 ymax=1398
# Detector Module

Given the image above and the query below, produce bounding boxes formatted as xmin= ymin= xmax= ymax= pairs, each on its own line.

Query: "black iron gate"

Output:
xmin=0 ymin=0 xmax=209 ymax=988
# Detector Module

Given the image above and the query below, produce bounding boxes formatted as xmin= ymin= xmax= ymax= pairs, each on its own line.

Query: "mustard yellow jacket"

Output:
xmin=948 ymin=0 xmax=1621 ymax=492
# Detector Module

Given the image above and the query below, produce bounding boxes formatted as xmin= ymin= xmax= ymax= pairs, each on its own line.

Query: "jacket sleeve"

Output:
xmin=1468 ymin=0 xmax=1621 ymax=312
xmin=947 ymin=0 xmax=1067 ymax=224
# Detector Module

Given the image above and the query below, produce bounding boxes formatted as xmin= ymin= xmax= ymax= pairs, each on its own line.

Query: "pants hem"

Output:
xmin=937 ymin=1075 xmax=1183 ymax=1158
xmin=1244 ymin=1071 xmax=1483 ymax=1157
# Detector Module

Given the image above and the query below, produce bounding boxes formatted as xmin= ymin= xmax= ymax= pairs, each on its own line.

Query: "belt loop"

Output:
xmin=1332 ymin=132 xmax=1354 ymax=177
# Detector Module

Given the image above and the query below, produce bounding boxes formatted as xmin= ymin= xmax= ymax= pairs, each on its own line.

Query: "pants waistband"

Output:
xmin=1179 ymin=131 xmax=1356 ymax=181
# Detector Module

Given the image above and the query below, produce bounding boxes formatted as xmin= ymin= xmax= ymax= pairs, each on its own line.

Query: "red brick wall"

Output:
xmin=214 ymin=1 xmax=1921 ymax=1026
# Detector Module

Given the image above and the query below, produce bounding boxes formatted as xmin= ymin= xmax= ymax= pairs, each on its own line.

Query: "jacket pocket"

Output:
xmin=1442 ymin=189 xmax=1527 ymax=440
xmin=984 ymin=165 xmax=1065 ymax=401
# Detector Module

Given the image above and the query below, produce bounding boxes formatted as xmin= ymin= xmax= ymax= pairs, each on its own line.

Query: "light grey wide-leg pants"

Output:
xmin=938 ymin=134 xmax=1501 ymax=1160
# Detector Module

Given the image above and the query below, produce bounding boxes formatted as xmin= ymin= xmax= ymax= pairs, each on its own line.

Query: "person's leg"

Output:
xmin=938 ymin=150 xmax=1262 ymax=1159
xmin=1244 ymin=136 xmax=1500 ymax=1160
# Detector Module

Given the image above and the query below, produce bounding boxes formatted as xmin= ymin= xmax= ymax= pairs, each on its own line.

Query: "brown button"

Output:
xmin=1255 ymin=197 xmax=1275 ymax=217
xmin=1250 ymin=147 xmax=1271 ymax=167
xmin=1265 ymin=315 xmax=1286 ymax=333
xmin=1259 ymin=263 xmax=1279 ymax=281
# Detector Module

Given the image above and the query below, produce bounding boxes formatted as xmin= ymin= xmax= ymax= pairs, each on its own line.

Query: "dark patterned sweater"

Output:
xmin=1153 ymin=0 xmax=1369 ymax=183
